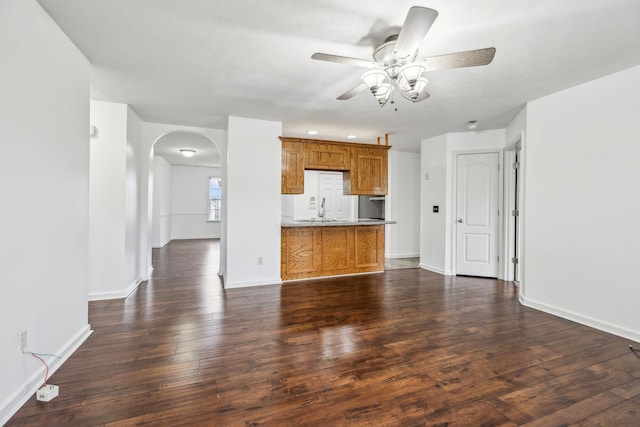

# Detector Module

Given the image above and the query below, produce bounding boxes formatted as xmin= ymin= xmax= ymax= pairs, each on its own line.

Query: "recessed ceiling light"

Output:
xmin=180 ymin=149 xmax=196 ymax=158
xmin=347 ymin=135 xmax=357 ymax=139
xmin=307 ymin=130 xmax=318 ymax=135
xmin=467 ymin=121 xmax=478 ymax=130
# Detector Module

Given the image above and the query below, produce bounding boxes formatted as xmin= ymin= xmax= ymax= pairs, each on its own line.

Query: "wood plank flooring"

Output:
xmin=8 ymin=239 xmax=640 ymax=426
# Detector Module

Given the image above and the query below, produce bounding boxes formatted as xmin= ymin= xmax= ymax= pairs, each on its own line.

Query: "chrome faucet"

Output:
xmin=318 ymin=197 xmax=326 ymax=220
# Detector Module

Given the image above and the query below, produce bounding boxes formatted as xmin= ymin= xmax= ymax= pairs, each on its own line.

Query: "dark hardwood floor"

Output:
xmin=9 ymin=239 xmax=640 ymax=426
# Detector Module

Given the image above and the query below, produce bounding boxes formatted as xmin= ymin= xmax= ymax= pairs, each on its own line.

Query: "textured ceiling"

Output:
xmin=38 ymin=0 xmax=640 ymax=152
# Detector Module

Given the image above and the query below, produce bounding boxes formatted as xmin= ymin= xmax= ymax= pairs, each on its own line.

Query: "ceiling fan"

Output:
xmin=311 ymin=6 xmax=496 ymax=106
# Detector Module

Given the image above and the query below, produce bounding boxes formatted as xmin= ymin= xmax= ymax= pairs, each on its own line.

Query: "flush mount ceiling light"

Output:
xmin=180 ymin=149 xmax=196 ymax=158
xmin=467 ymin=121 xmax=478 ymax=130
xmin=307 ymin=130 xmax=318 ymax=135
xmin=347 ymin=135 xmax=357 ymax=139
xmin=311 ymin=6 xmax=496 ymax=107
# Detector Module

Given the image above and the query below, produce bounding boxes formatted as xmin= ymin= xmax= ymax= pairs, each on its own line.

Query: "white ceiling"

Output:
xmin=38 ymin=0 xmax=640 ymax=153
xmin=154 ymin=132 xmax=221 ymax=167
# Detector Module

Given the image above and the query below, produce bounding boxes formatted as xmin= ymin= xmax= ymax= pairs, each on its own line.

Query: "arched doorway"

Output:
xmin=150 ymin=131 xmax=223 ymax=273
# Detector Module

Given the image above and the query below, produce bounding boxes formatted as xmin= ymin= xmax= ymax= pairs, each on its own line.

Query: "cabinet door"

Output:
xmin=347 ymin=147 xmax=388 ymax=195
xmin=354 ymin=225 xmax=384 ymax=270
xmin=281 ymin=140 xmax=304 ymax=194
xmin=281 ymin=227 xmax=321 ymax=279
xmin=320 ymin=226 xmax=354 ymax=273
xmin=304 ymin=142 xmax=350 ymax=170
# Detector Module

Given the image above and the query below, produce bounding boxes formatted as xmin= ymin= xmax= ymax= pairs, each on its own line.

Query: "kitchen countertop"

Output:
xmin=281 ymin=218 xmax=396 ymax=228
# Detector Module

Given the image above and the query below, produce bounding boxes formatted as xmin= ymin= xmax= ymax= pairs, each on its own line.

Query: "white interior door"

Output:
xmin=318 ymin=172 xmax=349 ymax=219
xmin=456 ymin=152 xmax=499 ymax=277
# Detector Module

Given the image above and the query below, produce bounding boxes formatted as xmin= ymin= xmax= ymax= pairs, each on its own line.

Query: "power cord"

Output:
xmin=630 ymin=345 xmax=640 ymax=358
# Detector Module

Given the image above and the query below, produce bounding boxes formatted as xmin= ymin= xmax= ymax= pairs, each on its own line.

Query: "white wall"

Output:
xmin=125 ymin=107 xmax=143 ymax=288
xmin=0 ymin=1 xmax=92 ymax=423
xmin=420 ymin=135 xmax=448 ymax=273
xmin=386 ymin=151 xmax=421 ymax=258
xmin=89 ymin=101 xmax=139 ymax=300
xmin=292 ymin=171 xmax=320 ymax=220
xmin=506 ymin=105 xmax=528 ymax=146
xmin=226 ymin=116 xmax=282 ymax=288
xmin=170 ymin=165 xmax=222 ymax=240
xmin=522 ymin=64 xmax=640 ymax=341
xmin=152 ymin=156 xmax=172 ymax=247
xmin=89 ymin=102 xmax=145 ymax=300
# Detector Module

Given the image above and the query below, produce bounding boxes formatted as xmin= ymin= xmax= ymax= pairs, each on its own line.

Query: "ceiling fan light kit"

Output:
xmin=311 ymin=6 xmax=495 ymax=107
xmin=361 ymin=70 xmax=390 ymax=96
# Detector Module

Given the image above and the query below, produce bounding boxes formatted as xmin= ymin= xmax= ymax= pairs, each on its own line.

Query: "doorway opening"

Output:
xmin=504 ymin=138 xmax=522 ymax=285
xmin=150 ymin=131 xmax=222 ymax=273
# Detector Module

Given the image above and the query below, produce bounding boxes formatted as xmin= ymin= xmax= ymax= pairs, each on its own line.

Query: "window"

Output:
xmin=208 ymin=177 xmax=222 ymax=221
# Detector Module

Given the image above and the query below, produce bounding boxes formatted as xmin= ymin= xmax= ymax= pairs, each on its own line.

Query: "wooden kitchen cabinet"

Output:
xmin=280 ymin=136 xmax=390 ymax=195
xmin=281 ymin=140 xmax=304 ymax=194
xmin=281 ymin=225 xmax=385 ymax=280
xmin=281 ymin=227 xmax=321 ymax=277
xmin=344 ymin=145 xmax=389 ymax=195
xmin=304 ymin=142 xmax=351 ymax=170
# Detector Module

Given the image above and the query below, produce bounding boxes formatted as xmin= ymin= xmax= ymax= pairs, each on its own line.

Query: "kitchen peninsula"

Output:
xmin=281 ymin=219 xmax=396 ymax=281
xmin=280 ymin=137 xmax=395 ymax=281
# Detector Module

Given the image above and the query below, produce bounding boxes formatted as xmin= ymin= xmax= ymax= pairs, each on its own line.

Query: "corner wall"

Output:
xmin=225 ymin=116 xmax=282 ymax=288
xmin=523 ymin=64 xmax=640 ymax=341
xmin=0 ymin=1 xmax=92 ymax=423
xmin=386 ymin=150 xmax=421 ymax=258
xmin=420 ymin=135 xmax=448 ymax=273
xmin=152 ymin=157 xmax=172 ymax=247
xmin=88 ymin=101 xmax=145 ymax=300
xmin=89 ymin=100 xmax=128 ymax=299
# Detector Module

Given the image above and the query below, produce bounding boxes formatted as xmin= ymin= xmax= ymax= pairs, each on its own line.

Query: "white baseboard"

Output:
xmin=419 ymin=263 xmax=453 ymax=276
xmin=521 ymin=296 xmax=640 ymax=343
xmin=0 ymin=325 xmax=93 ymax=426
xmin=385 ymin=252 xmax=420 ymax=259
xmin=88 ymin=277 xmax=142 ymax=301
xmin=224 ymin=277 xmax=282 ymax=289
xmin=170 ymin=235 xmax=221 ymax=241
xmin=152 ymin=238 xmax=171 ymax=249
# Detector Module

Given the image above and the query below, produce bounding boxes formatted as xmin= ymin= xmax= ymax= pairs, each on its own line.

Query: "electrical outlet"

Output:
xmin=257 ymin=257 xmax=263 ymax=265
xmin=19 ymin=330 xmax=27 ymax=353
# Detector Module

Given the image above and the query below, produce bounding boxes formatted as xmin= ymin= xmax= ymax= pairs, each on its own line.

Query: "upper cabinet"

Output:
xmin=280 ymin=137 xmax=390 ymax=195
xmin=344 ymin=145 xmax=389 ymax=195
xmin=281 ymin=140 xmax=304 ymax=194
xmin=304 ymin=142 xmax=350 ymax=170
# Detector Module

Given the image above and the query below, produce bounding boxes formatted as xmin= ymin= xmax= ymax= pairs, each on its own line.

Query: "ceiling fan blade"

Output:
xmin=337 ymin=83 xmax=368 ymax=100
xmin=311 ymin=53 xmax=378 ymax=68
xmin=422 ymin=47 xmax=496 ymax=71
xmin=394 ymin=7 xmax=438 ymax=60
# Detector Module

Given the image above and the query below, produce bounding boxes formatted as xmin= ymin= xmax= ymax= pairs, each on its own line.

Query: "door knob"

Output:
xmin=457 ymin=218 xmax=463 ymax=223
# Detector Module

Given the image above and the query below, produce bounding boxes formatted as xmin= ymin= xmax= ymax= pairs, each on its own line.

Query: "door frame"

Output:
xmin=451 ymin=149 xmax=504 ymax=277
xmin=503 ymin=132 xmax=526 ymax=297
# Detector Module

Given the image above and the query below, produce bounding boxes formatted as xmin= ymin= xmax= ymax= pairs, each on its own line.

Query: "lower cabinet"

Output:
xmin=281 ymin=225 xmax=384 ymax=280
